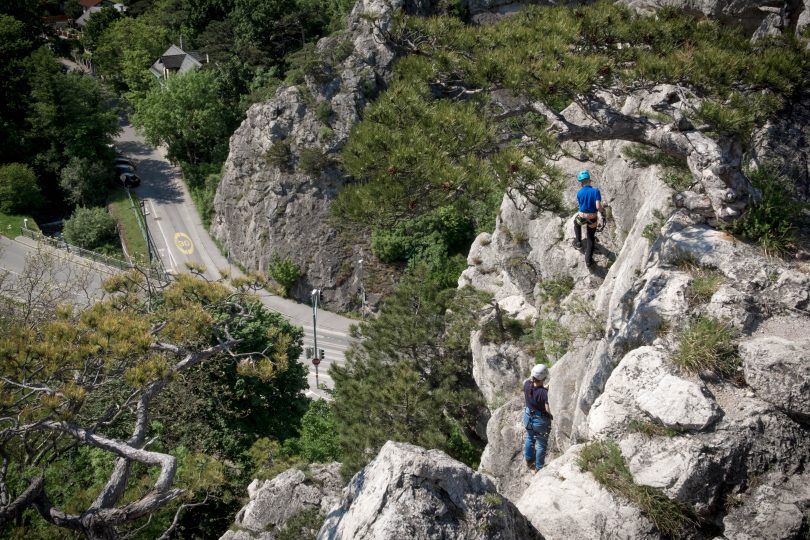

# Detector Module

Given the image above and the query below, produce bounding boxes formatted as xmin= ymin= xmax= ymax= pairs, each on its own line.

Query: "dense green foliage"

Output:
xmin=732 ymin=165 xmax=808 ymax=255
xmin=268 ymin=252 xmax=302 ymax=296
xmin=331 ymin=267 xmax=490 ymax=476
xmin=133 ymin=69 xmax=241 ymax=165
xmin=59 ymin=156 xmax=112 ymax=207
xmin=0 ymin=10 xmax=119 ymax=222
xmin=1 ymin=273 xmax=310 ymax=538
xmin=62 ymin=206 xmax=118 ymax=250
xmin=578 ymin=440 xmax=697 ymax=537
xmin=0 ymin=163 xmax=42 ymax=214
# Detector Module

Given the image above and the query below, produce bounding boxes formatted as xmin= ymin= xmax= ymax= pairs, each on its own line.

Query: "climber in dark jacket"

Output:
xmin=572 ymin=170 xmax=605 ymax=267
xmin=523 ymin=364 xmax=552 ymax=472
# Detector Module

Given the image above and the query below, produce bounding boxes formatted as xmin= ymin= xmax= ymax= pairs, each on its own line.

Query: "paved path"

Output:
xmin=0 ymin=234 xmax=118 ymax=306
xmin=115 ymin=122 xmax=353 ymax=399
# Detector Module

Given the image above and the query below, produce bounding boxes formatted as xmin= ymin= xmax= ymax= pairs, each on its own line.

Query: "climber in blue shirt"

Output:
xmin=573 ymin=170 xmax=605 ymax=267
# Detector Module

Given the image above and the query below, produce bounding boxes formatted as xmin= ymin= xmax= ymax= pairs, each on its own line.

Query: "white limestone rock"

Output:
xmin=740 ymin=336 xmax=810 ymax=422
xmin=220 ymin=463 xmax=342 ymax=540
xmin=721 ymin=472 xmax=810 ymax=540
xmin=637 ymin=374 xmax=721 ymax=430
xmin=516 ymin=445 xmax=658 ymax=540
xmin=317 ymin=441 xmax=541 ymax=540
xmin=478 ymin=398 xmax=531 ymax=502
xmin=471 ymin=330 xmax=533 ymax=410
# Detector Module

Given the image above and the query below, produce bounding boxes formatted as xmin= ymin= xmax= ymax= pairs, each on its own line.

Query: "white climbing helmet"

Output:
xmin=531 ymin=364 xmax=549 ymax=381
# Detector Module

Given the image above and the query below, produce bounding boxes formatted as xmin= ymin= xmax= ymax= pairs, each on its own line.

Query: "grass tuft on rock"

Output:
xmin=674 ymin=316 xmax=739 ymax=376
xmin=578 ymin=440 xmax=697 ymax=538
xmin=627 ymin=418 xmax=684 ymax=438
xmin=686 ymin=269 xmax=725 ymax=304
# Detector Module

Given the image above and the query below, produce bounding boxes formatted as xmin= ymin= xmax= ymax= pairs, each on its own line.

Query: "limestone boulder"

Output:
xmin=478 ymin=398 xmax=532 ymax=502
xmin=471 ymin=329 xmax=533 ymax=410
xmin=516 ymin=445 xmax=658 ymax=540
xmin=637 ymin=374 xmax=721 ymax=430
xmin=740 ymin=336 xmax=810 ymax=422
xmin=317 ymin=441 xmax=542 ymax=540
xmin=587 ymin=347 xmax=721 ymax=437
xmin=721 ymin=472 xmax=810 ymax=540
xmin=221 ymin=463 xmax=343 ymax=540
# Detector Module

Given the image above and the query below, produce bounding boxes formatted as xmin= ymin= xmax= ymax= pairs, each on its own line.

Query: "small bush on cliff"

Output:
xmin=265 ymin=138 xmax=292 ymax=170
xmin=674 ymin=316 xmax=739 ymax=377
xmin=578 ymin=440 xmax=697 ymax=537
xmin=268 ymin=253 xmax=301 ymax=296
xmin=732 ymin=165 xmax=807 ymax=256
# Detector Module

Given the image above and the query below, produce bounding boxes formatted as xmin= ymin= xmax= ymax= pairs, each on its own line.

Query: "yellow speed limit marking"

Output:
xmin=174 ymin=232 xmax=194 ymax=255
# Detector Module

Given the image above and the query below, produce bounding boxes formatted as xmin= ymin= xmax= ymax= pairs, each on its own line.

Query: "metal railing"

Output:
xmin=19 ymin=226 xmax=169 ymax=281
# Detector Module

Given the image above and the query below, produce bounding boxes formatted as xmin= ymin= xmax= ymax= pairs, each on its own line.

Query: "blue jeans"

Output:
xmin=523 ymin=409 xmax=551 ymax=471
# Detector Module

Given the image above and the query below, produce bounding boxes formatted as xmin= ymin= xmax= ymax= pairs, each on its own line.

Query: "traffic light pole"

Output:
xmin=311 ymin=288 xmax=320 ymax=389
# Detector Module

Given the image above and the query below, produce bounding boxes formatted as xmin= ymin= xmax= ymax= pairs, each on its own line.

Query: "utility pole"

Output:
xmin=358 ymin=258 xmax=366 ymax=317
xmin=311 ymin=288 xmax=321 ymax=388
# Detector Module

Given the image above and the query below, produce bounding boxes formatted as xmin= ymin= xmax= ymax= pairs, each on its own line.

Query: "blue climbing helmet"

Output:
xmin=577 ymin=170 xmax=590 ymax=182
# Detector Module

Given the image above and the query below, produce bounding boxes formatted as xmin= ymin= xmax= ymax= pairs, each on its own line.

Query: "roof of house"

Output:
xmin=75 ymin=6 xmax=102 ymax=27
xmin=79 ymin=0 xmax=103 ymax=8
xmin=149 ymin=45 xmax=205 ymax=79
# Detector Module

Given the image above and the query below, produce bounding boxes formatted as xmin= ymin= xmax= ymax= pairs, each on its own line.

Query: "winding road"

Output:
xmin=121 ymin=122 xmax=354 ymax=398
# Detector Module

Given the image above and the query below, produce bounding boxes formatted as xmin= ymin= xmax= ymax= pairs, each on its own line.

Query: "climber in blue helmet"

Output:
xmin=573 ymin=170 xmax=605 ymax=267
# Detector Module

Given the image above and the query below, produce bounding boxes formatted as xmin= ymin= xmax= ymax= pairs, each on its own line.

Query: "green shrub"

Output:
xmin=62 ymin=207 xmax=118 ymax=250
xmin=627 ymin=418 xmax=684 ymax=438
xmin=578 ymin=440 xmax=697 ymax=537
xmin=277 ymin=509 xmax=323 ymax=540
xmin=642 ymin=209 xmax=668 ymax=243
xmin=265 ymin=139 xmax=292 ymax=170
xmin=732 ymin=165 xmax=807 ymax=255
xmin=522 ymin=318 xmax=572 ymax=365
xmin=674 ymin=316 xmax=739 ymax=376
xmin=316 ymin=101 xmax=333 ymax=124
xmin=538 ymin=276 xmax=574 ymax=308
xmin=268 ymin=253 xmax=301 ymax=296
xmin=686 ymin=270 xmax=725 ymax=304
xmin=297 ymin=400 xmax=341 ymax=463
xmin=480 ymin=313 xmax=528 ymax=344
xmin=0 ymin=163 xmax=42 ymax=214
xmin=298 ymin=147 xmax=332 ymax=176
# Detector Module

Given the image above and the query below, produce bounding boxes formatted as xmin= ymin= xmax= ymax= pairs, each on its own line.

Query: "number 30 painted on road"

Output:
xmin=174 ymin=232 xmax=194 ymax=255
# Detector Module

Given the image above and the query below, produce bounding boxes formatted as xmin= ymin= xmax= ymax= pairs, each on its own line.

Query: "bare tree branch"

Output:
xmin=0 ymin=474 xmax=44 ymax=528
xmin=155 ymin=492 xmax=210 ymax=540
xmin=529 ymin=94 xmax=755 ymax=221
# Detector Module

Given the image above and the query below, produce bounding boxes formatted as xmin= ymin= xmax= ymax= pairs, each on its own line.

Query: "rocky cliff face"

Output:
xmin=466 ymin=84 xmax=810 ymax=537
xmin=220 ymin=463 xmax=343 ymax=540
xmin=211 ymin=0 xmax=430 ymax=310
xmin=316 ymin=442 xmax=541 ymax=539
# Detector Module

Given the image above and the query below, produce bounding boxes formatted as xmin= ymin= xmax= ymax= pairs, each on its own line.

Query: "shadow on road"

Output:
xmin=136 ymin=159 xmax=185 ymax=204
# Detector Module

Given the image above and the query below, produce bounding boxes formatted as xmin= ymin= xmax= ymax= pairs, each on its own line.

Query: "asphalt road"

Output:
xmin=0 ymin=235 xmax=118 ymax=307
xmin=114 ymin=122 xmax=353 ymax=399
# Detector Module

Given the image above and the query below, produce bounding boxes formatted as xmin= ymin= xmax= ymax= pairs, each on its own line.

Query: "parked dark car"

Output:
xmin=115 ymin=163 xmax=135 ymax=175
xmin=119 ymin=172 xmax=140 ymax=188
xmin=114 ymin=156 xmax=136 ymax=170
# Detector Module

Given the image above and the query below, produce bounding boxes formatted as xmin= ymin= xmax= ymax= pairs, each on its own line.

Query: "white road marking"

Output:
xmin=148 ymin=200 xmax=178 ymax=271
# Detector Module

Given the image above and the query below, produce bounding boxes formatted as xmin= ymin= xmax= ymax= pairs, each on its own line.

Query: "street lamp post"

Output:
xmin=358 ymin=259 xmax=366 ymax=317
xmin=311 ymin=288 xmax=321 ymax=388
